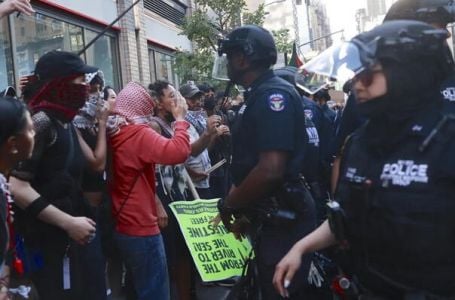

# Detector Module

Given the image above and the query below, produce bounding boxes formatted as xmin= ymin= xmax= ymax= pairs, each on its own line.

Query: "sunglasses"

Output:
xmin=353 ymin=68 xmax=383 ymax=87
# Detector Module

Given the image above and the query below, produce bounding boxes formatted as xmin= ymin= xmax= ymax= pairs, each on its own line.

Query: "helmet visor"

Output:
xmin=295 ymin=42 xmax=367 ymax=94
xmin=212 ymin=53 xmax=230 ymax=81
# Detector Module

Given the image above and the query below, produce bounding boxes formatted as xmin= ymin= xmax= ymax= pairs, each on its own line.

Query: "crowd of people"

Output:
xmin=0 ymin=0 xmax=455 ymax=299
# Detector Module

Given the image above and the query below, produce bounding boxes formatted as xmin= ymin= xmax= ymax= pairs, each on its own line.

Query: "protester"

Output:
xmin=200 ymin=86 xmax=231 ymax=199
xmin=72 ymin=70 xmax=115 ymax=299
xmin=9 ymin=50 xmax=108 ymax=300
xmin=0 ymin=95 xmax=34 ymax=299
xmin=73 ymin=71 xmax=111 ymax=207
xmin=274 ymin=20 xmax=455 ymax=298
xmin=180 ymin=83 xmax=221 ymax=199
xmin=197 ymin=83 xmax=215 ymax=100
xmin=108 ymin=81 xmax=191 ymax=300
xmin=148 ymin=80 xmax=194 ymax=300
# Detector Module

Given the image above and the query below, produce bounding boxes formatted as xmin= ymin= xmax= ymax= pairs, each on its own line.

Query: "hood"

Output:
xmin=109 ymin=124 xmax=148 ymax=150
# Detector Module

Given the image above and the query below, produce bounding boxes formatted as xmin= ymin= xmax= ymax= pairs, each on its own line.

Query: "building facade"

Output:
xmin=245 ymin=0 xmax=332 ymax=65
xmin=0 ymin=0 xmax=192 ymax=92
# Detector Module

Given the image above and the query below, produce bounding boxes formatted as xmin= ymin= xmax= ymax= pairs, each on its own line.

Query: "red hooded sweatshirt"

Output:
xmin=109 ymin=121 xmax=190 ymax=236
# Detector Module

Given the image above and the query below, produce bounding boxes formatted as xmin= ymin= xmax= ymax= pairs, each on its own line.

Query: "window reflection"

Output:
xmin=149 ymin=48 xmax=178 ymax=86
xmin=2 ymin=12 xmax=119 ymax=90
xmin=0 ymin=18 xmax=13 ymax=87
xmin=84 ymin=30 xmax=118 ymax=89
xmin=149 ymin=50 xmax=156 ymax=83
xmin=14 ymin=13 xmax=84 ymax=78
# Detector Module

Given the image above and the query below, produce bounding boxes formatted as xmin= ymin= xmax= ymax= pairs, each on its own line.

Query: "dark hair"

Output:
xmin=103 ymin=86 xmax=115 ymax=101
xmin=90 ymin=74 xmax=104 ymax=88
xmin=314 ymin=89 xmax=331 ymax=102
xmin=215 ymin=91 xmax=225 ymax=102
xmin=148 ymin=80 xmax=171 ymax=100
xmin=198 ymin=83 xmax=215 ymax=94
xmin=0 ymin=96 xmax=28 ymax=146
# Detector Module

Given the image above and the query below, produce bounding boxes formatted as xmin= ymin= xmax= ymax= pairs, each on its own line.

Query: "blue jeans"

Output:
xmin=114 ymin=232 xmax=170 ymax=300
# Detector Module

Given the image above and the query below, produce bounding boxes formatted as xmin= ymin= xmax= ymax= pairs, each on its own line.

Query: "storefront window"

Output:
xmin=157 ymin=51 xmax=173 ymax=82
xmin=149 ymin=48 xmax=179 ymax=87
xmin=84 ymin=30 xmax=119 ymax=89
xmin=3 ymin=11 xmax=119 ymax=90
xmin=0 ymin=18 xmax=14 ymax=88
xmin=13 ymin=13 xmax=84 ymax=78
xmin=149 ymin=49 xmax=156 ymax=84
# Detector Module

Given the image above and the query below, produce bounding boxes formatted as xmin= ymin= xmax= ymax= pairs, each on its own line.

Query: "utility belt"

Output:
xmin=333 ymin=275 xmax=455 ymax=300
xmin=247 ymin=178 xmax=315 ymax=228
xmin=308 ymin=181 xmax=325 ymax=200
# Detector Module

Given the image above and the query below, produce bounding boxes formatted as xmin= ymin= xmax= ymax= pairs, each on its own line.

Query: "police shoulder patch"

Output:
xmin=268 ymin=93 xmax=286 ymax=112
xmin=304 ymin=109 xmax=313 ymax=120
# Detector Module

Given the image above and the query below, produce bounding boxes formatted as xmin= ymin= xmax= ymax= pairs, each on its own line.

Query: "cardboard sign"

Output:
xmin=169 ymin=199 xmax=252 ymax=282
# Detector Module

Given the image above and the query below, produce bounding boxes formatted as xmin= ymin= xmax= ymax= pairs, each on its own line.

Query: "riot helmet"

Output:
xmin=384 ymin=0 xmax=455 ymax=25
xmin=213 ymin=25 xmax=277 ymax=81
xmin=218 ymin=25 xmax=277 ymax=65
xmin=295 ymin=20 xmax=451 ymax=94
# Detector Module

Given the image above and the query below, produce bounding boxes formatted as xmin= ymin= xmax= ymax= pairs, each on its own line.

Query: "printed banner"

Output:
xmin=169 ymin=199 xmax=252 ymax=282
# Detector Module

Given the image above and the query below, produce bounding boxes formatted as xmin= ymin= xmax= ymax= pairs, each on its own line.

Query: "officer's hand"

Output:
xmin=219 ymin=210 xmax=234 ymax=231
xmin=172 ymin=91 xmax=188 ymax=121
xmin=230 ymin=216 xmax=249 ymax=241
xmin=206 ymin=115 xmax=221 ymax=135
xmin=273 ymin=245 xmax=303 ymax=298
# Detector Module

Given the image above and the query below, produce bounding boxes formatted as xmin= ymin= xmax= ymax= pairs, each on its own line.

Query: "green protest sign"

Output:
xmin=169 ymin=199 xmax=252 ymax=282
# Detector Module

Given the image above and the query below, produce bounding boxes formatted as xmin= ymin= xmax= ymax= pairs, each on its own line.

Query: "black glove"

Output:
xmin=217 ymin=197 xmax=238 ymax=231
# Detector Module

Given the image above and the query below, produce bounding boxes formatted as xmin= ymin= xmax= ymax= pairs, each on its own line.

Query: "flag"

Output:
xmin=287 ymin=41 xmax=304 ymax=67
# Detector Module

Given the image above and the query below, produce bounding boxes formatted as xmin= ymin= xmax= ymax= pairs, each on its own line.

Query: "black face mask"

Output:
xmin=356 ymin=95 xmax=389 ymax=118
xmin=203 ymin=96 xmax=216 ymax=111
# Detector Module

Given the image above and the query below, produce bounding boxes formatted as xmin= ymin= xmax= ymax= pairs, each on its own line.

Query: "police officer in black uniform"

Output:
xmin=215 ymin=25 xmax=317 ymax=299
xmin=273 ymin=20 xmax=455 ymax=299
xmin=331 ymin=0 xmax=455 ymax=194
xmin=275 ymin=66 xmax=331 ymax=223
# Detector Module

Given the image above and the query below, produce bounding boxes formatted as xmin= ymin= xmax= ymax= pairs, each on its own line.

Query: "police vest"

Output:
xmin=337 ymin=108 xmax=455 ymax=295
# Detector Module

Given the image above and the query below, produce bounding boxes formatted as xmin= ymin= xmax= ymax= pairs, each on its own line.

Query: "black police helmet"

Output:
xmin=218 ymin=25 xmax=277 ymax=67
xmin=384 ymin=0 xmax=455 ymax=25
xmin=352 ymin=20 xmax=452 ymax=75
xmin=274 ymin=66 xmax=299 ymax=87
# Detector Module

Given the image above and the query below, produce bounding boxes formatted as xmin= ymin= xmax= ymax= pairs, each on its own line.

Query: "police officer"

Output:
xmin=215 ymin=25 xmax=316 ymax=299
xmin=385 ymin=0 xmax=455 ymax=105
xmin=273 ymin=20 xmax=455 ymax=299
xmin=331 ymin=0 xmax=455 ymax=194
xmin=275 ymin=66 xmax=331 ymax=223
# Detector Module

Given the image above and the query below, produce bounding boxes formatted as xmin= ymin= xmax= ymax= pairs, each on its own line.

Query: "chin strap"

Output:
xmin=220 ymin=82 xmax=234 ymax=112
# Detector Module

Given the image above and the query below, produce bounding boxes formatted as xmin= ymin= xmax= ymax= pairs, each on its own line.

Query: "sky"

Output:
xmin=324 ymin=0 xmax=366 ymax=42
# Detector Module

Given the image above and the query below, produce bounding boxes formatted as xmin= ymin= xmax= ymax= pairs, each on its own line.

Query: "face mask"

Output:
xmin=356 ymin=95 xmax=389 ymax=118
xmin=59 ymin=82 xmax=90 ymax=110
xmin=203 ymin=96 xmax=216 ymax=111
